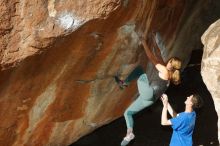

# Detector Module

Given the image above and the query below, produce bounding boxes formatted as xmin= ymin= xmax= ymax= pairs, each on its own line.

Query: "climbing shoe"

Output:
xmin=114 ymin=76 xmax=128 ymax=90
xmin=120 ymin=133 xmax=135 ymax=146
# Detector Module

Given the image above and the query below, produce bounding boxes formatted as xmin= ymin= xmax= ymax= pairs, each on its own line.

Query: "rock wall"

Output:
xmin=201 ymin=19 xmax=220 ymax=142
xmin=0 ymin=0 xmax=220 ymax=146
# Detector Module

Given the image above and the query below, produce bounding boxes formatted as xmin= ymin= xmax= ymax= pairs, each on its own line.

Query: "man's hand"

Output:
xmin=161 ymin=93 xmax=172 ymax=126
xmin=161 ymin=94 xmax=168 ymax=108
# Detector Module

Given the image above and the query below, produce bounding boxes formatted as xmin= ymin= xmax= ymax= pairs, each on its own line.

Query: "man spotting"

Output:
xmin=161 ymin=93 xmax=203 ymax=146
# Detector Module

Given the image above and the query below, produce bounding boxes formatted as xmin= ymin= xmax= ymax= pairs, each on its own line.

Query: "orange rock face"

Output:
xmin=0 ymin=0 xmax=215 ymax=146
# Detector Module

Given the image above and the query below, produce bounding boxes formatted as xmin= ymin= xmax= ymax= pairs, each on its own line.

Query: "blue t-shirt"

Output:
xmin=170 ymin=111 xmax=196 ymax=146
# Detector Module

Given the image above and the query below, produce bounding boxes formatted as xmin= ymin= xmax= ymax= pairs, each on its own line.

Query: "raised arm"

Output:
xmin=161 ymin=94 xmax=177 ymax=125
xmin=155 ymin=64 xmax=169 ymax=80
xmin=161 ymin=94 xmax=177 ymax=117
xmin=161 ymin=105 xmax=171 ymax=125
xmin=161 ymin=94 xmax=172 ymax=126
xmin=140 ymin=38 xmax=160 ymax=66
xmin=167 ymin=103 xmax=177 ymax=118
xmin=151 ymin=33 xmax=166 ymax=65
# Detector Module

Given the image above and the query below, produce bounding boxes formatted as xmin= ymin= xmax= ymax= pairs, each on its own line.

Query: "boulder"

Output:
xmin=201 ymin=19 xmax=220 ymax=143
xmin=0 ymin=0 xmax=219 ymax=145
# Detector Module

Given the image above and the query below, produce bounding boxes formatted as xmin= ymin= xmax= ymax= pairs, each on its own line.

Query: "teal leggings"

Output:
xmin=124 ymin=67 xmax=154 ymax=128
xmin=124 ymin=66 xmax=145 ymax=84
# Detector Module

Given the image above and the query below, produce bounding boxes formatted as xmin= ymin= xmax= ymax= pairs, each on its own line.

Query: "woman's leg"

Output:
xmin=124 ymin=96 xmax=154 ymax=129
xmin=121 ymin=95 xmax=154 ymax=146
xmin=124 ymin=73 xmax=154 ymax=129
xmin=121 ymin=74 xmax=154 ymax=146
xmin=114 ymin=66 xmax=145 ymax=90
xmin=124 ymin=66 xmax=145 ymax=84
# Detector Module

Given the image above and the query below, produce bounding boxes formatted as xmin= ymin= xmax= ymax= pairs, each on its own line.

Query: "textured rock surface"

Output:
xmin=0 ymin=0 xmax=220 ymax=146
xmin=201 ymin=19 xmax=220 ymax=142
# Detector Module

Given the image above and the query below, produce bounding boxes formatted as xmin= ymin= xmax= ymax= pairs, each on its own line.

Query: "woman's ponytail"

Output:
xmin=171 ymin=69 xmax=181 ymax=85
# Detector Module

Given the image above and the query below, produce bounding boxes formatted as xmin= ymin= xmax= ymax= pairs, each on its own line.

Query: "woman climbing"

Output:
xmin=115 ymin=33 xmax=182 ymax=146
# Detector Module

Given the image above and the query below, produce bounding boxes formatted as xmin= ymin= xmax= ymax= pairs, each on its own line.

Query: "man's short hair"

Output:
xmin=192 ymin=94 xmax=203 ymax=109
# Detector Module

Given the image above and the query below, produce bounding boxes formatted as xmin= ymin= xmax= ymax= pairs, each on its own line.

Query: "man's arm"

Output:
xmin=161 ymin=94 xmax=177 ymax=117
xmin=161 ymin=94 xmax=180 ymax=125
xmin=161 ymin=94 xmax=172 ymax=126
xmin=167 ymin=103 xmax=177 ymax=118
xmin=161 ymin=106 xmax=172 ymax=126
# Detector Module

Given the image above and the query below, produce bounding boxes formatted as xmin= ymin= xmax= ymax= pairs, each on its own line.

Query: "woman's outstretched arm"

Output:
xmin=151 ymin=33 xmax=165 ymax=65
xmin=140 ymin=36 xmax=169 ymax=78
xmin=140 ymin=38 xmax=160 ymax=66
